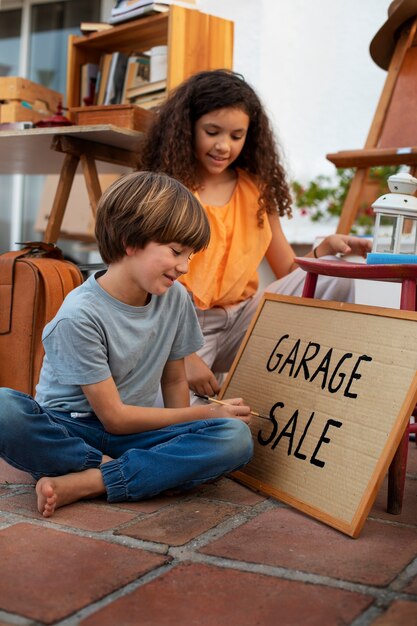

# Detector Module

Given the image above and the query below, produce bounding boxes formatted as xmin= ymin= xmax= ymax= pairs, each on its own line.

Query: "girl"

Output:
xmin=139 ymin=69 xmax=371 ymax=399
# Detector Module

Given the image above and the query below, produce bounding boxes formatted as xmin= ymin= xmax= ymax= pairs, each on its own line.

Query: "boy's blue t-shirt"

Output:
xmin=35 ymin=272 xmax=203 ymax=412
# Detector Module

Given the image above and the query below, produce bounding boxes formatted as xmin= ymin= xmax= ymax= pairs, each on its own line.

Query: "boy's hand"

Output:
xmin=207 ymin=397 xmax=252 ymax=424
xmin=185 ymin=352 xmax=220 ymax=396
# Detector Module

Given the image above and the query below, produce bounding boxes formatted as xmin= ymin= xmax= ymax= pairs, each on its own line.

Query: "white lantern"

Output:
xmin=367 ymin=172 xmax=417 ymax=264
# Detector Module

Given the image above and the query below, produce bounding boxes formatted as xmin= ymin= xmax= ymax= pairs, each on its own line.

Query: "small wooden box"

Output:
xmin=70 ymin=104 xmax=153 ymax=131
xmin=0 ymin=77 xmax=62 ymax=122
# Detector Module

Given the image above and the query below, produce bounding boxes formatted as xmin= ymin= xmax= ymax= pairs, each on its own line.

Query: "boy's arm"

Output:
xmin=184 ymin=352 xmax=221 ymax=397
xmin=160 ymin=358 xmax=190 ymax=408
xmin=81 ymin=375 xmax=251 ymax=435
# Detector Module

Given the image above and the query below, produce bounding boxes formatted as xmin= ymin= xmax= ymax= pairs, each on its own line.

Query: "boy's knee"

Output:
xmin=226 ymin=420 xmax=254 ymax=465
xmin=240 ymin=421 xmax=254 ymax=461
xmin=0 ymin=389 xmax=40 ymax=457
xmin=0 ymin=388 xmax=35 ymax=427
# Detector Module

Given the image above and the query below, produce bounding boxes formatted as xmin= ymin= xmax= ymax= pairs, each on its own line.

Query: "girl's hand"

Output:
xmin=208 ymin=397 xmax=252 ymax=424
xmin=316 ymin=234 xmax=372 ymax=259
xmin=185 ymin=352 xmax=221 ymax=397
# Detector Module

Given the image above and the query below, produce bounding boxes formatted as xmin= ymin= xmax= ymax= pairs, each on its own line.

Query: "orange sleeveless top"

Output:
xmin=179 ymin=170 xmax=272 ymax=310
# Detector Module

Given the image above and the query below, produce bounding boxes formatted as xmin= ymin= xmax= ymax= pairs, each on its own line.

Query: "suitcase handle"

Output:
xmin=14 ymin=241 xmax=64 ymax=259
xmin=0 ymin=244 xmax=80 ymax=335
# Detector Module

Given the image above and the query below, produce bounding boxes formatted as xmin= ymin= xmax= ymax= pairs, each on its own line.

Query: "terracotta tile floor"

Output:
xmin=0 ymin=444 xmax=417 ymax=625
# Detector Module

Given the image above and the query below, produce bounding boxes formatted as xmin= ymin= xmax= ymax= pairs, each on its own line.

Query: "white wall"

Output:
xmin=197 ymin=0 xmax=389 ymax=183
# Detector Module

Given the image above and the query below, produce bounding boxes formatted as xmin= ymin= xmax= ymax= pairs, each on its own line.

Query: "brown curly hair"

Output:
xmin=139 ymin=69 xmax=292 ymax=225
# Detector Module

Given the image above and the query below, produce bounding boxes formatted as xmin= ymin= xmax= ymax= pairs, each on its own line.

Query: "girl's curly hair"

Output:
xmin=139 ymin=69 xmax=292 ymax=225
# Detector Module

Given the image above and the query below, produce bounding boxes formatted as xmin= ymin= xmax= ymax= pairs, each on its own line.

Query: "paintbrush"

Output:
xmin=194 ymin=393 xmax=270 ymax=421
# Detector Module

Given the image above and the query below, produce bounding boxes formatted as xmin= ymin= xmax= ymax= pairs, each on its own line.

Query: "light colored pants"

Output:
xmin=196 ymin=261 xmax=354 ymax=375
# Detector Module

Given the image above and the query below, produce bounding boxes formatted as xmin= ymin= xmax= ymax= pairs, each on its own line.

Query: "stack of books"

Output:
xmin=78 ymin=45 xmax=168 ymax=110
xmin=77 ymin=1 xmax=197 ymax=110
xmin=108 ymin=0 xmax=196 ymax=25
xmin=80 ymin=53 xmax=128 ymax=107
xmin=123 ymin=46 xmax=167 ymax=108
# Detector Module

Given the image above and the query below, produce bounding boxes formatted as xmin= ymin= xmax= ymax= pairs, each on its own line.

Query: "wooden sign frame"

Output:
xmin=219 ymin=294 xmax=417 ymax=538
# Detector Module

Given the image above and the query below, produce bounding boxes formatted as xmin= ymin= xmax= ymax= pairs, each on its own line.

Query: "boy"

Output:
xmin=0 ymin=171 xmax=253 ymax=517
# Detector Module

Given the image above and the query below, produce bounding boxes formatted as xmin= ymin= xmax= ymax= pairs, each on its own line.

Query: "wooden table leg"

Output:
xmin=43 ymin=153 xmax=79 ymax=244
xmin=80 ymin=153 xmax=102 ymax=218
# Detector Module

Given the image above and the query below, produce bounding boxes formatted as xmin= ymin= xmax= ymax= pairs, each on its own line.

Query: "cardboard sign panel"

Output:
xmin=220 ymin=294 xmax=417 ymax=538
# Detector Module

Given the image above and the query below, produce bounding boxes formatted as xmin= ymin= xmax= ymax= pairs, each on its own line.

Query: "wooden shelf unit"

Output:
xmin=66 ymin=6 xmax=234 ymax=115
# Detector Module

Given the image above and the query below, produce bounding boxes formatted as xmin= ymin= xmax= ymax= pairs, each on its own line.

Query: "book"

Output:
xmin=125 ymin=78 xmax=166 ymax=100
xmin=130 ymin=54 xmax=151 ymax=85
xmin=121 ymin=55 xmax=149 ymax=103
xmin=111 ymin=0 xmax=195 ymax=17
xmin=80 ymin=62 xmax=99 ymax=106
xmin=146 ymin=45 xmax=167 ymax=83
xmin=122 ymin=46 xmax=167 ymax=101
xmin=130 ymin=92 xmax=166 ymax=109
xmin=96 ymin=53 xmax=113 ymax=105
xmin=104 ymin=52 xmax=129 ymax=105
xmin=79 ymin=22 xmax=113 ymax=35
xmin=108 ymin=3 xmax=169 ymax=24
xmin=93 ymin=56 xmax=103 ymax=105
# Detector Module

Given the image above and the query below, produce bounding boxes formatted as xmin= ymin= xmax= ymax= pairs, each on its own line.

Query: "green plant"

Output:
xmin=291 ymin=166 xmax=401 ymax=234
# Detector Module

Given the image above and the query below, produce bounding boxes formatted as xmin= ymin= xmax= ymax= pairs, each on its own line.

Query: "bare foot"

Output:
xmin=36 ymin=463 xmax=110 ymax=518
xmin=36 ymin=479 xmax=58 ymax=517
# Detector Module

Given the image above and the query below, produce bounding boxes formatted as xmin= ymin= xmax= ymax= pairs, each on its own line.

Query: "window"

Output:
xmin=29 ymin=1 xmax=100 ymax=94
xmin=0 ymin=10 xmax=22 ymax=77
xmin=0 ymin=1 xmax=101 ymax=253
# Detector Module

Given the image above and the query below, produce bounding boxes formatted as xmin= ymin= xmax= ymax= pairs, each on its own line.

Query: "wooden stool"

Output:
xmin=295 ymin=257 xmax=417 ymax=515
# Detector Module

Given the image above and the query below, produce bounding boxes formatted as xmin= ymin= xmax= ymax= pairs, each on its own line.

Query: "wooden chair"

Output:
xmin=329 ymin=15 xmax=417 ymax=234
xmin=295 ymin=256 xmax=417 ymax=515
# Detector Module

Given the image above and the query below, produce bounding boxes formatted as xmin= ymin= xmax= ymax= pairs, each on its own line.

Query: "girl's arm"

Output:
xmin=264 ymin=212 xmax=297 ymax=279
xmin=265 ymin=213 xmax=372 ymax=279
xmin=310 ymin=234 xmax=372 ymax=258
xmin=81 ymin=374 xmax=250 ymax=435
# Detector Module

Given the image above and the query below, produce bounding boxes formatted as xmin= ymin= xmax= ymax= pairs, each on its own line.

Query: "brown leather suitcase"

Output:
xmin=0 ymin=242 xmax=83 ymax=396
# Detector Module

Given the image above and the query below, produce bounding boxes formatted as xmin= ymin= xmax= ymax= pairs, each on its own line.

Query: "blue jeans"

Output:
xmin=0 ymin=388 xmax=253 ymax=502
